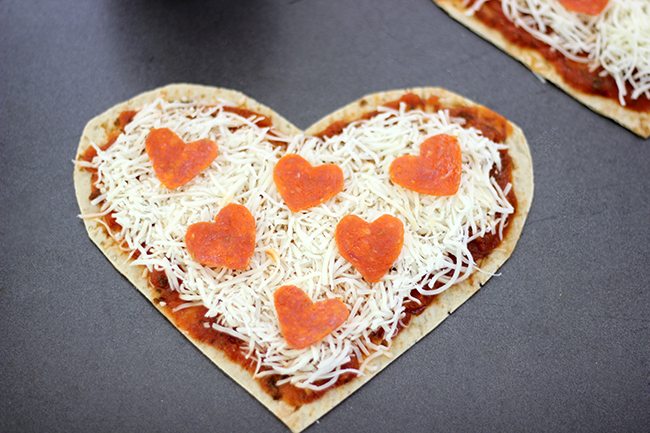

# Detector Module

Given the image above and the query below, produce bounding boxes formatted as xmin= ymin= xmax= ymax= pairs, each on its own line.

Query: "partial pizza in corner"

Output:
xmin=74 ymin=84 xmax=533 ymax=432
xmin=433 ymin=0 xmax=650 ymax=138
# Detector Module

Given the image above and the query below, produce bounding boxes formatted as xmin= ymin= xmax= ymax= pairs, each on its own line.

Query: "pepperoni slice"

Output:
xmin=185 ymin=203 xmax=256 ymax=270
xmin=145 ymin=128 xmax=218 ymax=189
xmin=389 ymin=134 xmax=462 ymax=196
xmin=273 ymin=154 xmax=344 ymax=212
xmin=335 ymin=214 xmax=404 ymax=283
xmin=274 ymin=285 xmax=349 ymax=349
xmin=559 ymin=0 xmax=608 ymax=15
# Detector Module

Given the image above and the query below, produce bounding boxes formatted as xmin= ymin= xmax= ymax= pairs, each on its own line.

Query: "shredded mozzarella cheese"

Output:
xmin=79 ymin=98 xmax=513 ymax=389
xmin=466 ymin=0 xmax=650 ymax=105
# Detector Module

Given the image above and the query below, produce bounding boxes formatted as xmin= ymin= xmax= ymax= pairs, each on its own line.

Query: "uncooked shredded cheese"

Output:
xmin=466 ymin=0 xmax=650 ymax=105
xmin=78 ymin=98 xmax=513 ymax=389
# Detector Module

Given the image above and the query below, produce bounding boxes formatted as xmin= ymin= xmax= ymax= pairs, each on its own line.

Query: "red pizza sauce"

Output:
xmin=221 ymin=106 xmax=273 ymax=128
xmin=472 ymin=0 xmax=650 ymax=112
xmin=149 ymin=269 xmax=360 ymax=407
xmin=86 ymin=96 xmax=515 ymax=408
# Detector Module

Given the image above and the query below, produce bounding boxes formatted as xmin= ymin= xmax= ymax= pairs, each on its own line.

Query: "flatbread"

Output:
xmin=74 ymin=83 xmax=534 ymax=432
xmin=433 ymin=0 xmax=650 ymax=139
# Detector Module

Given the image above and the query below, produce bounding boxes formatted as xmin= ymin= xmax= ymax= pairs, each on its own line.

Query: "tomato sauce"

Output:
xmin=448 ymin=105 xmax=511 ymax=143
xmin=315 ymin=120 xmax=348 ymax=139
xmin=474 ymin=1 xmax=650 ymax=112
xmin=88 ymin=97 xmax=516 ymax=407
xmin=221 ymin=106 xmax=274 ymax=128
xmin=149 ymin=269 xmax=254 ymax=368
xmin=149 ymin=268 xmax=358 ymax=407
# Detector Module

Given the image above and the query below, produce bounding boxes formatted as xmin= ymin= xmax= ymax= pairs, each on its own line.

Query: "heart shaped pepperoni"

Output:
xmin=185 ymin=203 xmax=256 ymax=270
xmin=274 ymin=285 xmax=349 ymax=349
xmin=273 ymin=154 xmax=344 ymax=212
xmin=389 ymin=134 xmax=462 ymax=196
xmin=335 ymin=214 xmax=404 ymax=283
xmin=146 ymin=128 xmax=218 ymax=189
xmin=559 ymin=0 xmax=608 ymax=15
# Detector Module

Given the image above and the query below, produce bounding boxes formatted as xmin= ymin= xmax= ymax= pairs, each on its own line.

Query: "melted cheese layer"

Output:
xmin=82 ymin=99 xmax=513 ymax=389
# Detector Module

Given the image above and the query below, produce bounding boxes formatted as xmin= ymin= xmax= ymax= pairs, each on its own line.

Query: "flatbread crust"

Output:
xmin=74 ymin=83 xmax=534 ymax=432
xmin=433 ymin=0 xmax=650 ymax=139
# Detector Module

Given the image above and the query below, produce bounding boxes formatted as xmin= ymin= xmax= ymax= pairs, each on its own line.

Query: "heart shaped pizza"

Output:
xmin=74 ymin=84 xmax=533 ymax=432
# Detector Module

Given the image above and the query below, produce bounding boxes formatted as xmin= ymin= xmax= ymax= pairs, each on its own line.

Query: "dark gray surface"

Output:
xmin=1 ymin=0 xmax=648 ymax=432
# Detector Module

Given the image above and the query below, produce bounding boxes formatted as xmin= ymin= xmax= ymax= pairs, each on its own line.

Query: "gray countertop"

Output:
xmin=1 ymin=0 xmax=648 ymax=432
